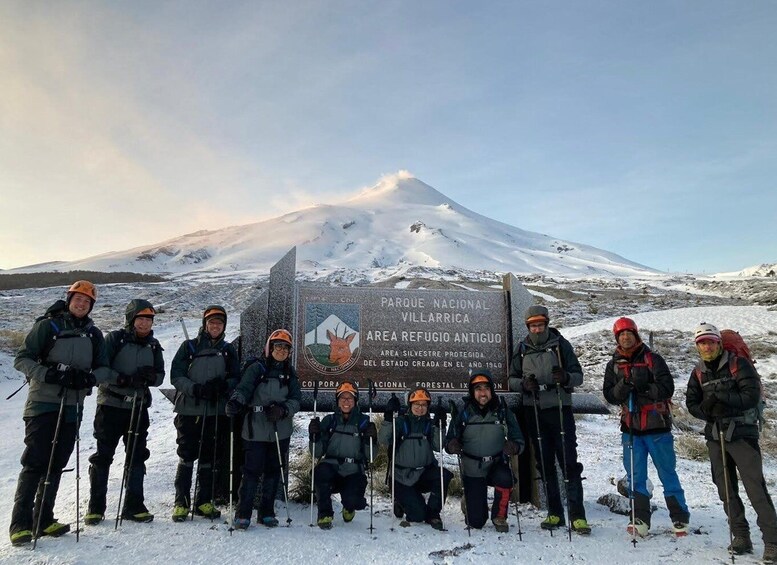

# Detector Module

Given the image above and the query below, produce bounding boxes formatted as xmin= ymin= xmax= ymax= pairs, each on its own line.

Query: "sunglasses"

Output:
xmin=273 ymin=343 xmax=291 ymax=351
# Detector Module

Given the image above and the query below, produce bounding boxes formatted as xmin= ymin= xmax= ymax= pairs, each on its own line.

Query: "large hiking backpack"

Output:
xmin=695 ymin=329 xmax=765 ymax=431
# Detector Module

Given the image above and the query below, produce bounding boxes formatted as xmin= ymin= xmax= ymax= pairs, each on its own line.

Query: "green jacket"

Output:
xmin=97 ymin=328 xmax=165 ymax=409
xmin=233 ymin=358 xmax=301 ymax=442
xmin=14 ymin=306 xmax=111 ymax=418
xmin=379 ymin=413 xmax=442 ymax=486
xmin=170 ymin=329 xmax=239 ymax=416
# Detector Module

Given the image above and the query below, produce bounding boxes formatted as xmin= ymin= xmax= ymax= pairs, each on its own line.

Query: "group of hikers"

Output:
xmin=7 ymin=281 xmax=776 ymax=562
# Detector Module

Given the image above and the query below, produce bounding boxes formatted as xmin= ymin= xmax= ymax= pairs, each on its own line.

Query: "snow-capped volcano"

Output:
xmin=13 ymin=172 xmax=656 ymax=277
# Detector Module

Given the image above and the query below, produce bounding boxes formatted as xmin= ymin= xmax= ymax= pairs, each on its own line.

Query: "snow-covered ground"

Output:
xmin=1 ymin=288 xmax=775 ymax=564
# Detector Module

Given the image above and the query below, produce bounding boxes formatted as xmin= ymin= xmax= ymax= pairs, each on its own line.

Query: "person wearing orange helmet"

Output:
xmin=378 ymin=387 xmax=452 ymax=530
xmin=226 ymin=329 xmax=301 ymax=529
xmin=10 ymin=281 xmax=111 ymax=546
xmin=169 ymin=305 xmax=239 ymax=523
xmin=308 ymin=379 xmax=377 ymax=529
xmin=603 ymin=317 xmax=689 ymax=538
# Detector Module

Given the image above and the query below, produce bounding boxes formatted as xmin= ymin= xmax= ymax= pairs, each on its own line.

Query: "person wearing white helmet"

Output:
xmin=686 ymin=322 xmax=777 ymax=562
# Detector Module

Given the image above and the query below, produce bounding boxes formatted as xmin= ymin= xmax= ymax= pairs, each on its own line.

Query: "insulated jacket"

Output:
xmin=446 ymin=397 xmax=524 ymax=478
xmin=233 ymin=358 xmax=301 ymax=442
xmin=311 ymin=407 xmax=371 ymax=477
xmin=97 ymin=328 xmax=165 ymax=409
xmin=686 ymin=351 xmax=761 ymax=442
xmin=170 ymin=329 xmax=239 ymax=416
xmin=603 ymin=344 xmax=674 ymax=435
xmin=508 ymin=328 xmax=583 ymax=410
xmin=15 ymin=305 xmax=111 ymax=418
xmin=379 ymin=413 xmax=441 ymax=486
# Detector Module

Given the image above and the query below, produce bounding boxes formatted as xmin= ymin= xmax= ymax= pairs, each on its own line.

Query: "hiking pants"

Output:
xmin=236 ymin=438 xmax=289 ymax=520
xmin=621 ymin=431 xmax=689 ymax=526
xmin=708 ymin=437 xmax=777 ymax=544
xmin=462 ymin=460 xmax=513 ymax=529
xmin=314 ymin=462 xmax=367 ymax=519
xmin=395 ymin=465 xmax=453 ymax=522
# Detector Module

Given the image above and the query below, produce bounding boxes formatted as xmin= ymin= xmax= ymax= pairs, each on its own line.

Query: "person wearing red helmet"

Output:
xmin=603 ymin=317 xmax=689 ymax=538
xmin=10 ymin=281 xmax=111 ymax=546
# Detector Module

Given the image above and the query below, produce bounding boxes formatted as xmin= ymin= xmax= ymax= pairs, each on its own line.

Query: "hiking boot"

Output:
xmin=728 ymin=534 xmax=753 ymax=555
xmin=541 ymin=514 xmax=564 ymax=530
xmin=171 ymin=505 xmax=189 ymax=522
xmin=393 ymin=501 xmax=404 ymax=518
xmin=763 ymin=543 xmax=777 ymax=563
xmin=84 ymin=513 xmax=104 ymax=526
xmin=123 ymin=510 xmax=154 ymax=523
xmin=572 ymin=518 xmax=591 ymax=535
xmin=318 ymin=516 xmax=333 ymax=530
xmin=41 ymin=521 xmax=70 ymax=537
xmin=342 ymin=508 xmax=355 ymax=523
xmin=626 ymin=519 xmax=649 ymax=538
xmin=399 ymin=520 xmax=412 ymax=528
xmin=195 ymin=502 xmax=221 ymax=519
xmin=428 ymin=517 xmax=444 ymax=531
xmin=233 ymin=517 xmax=250 ymax=530
xmin=261 ymin=516 xmax=279 ymax=528
xmin=672 ymin=521 xmax=689 ymax=537
xmin=10 ymin=530 xmax=32 ymax=546
xmin=492 ymin=517 xmax=509 ymax=533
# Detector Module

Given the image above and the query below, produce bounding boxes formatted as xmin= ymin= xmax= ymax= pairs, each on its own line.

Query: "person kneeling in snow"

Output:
xmin=379 ymin=387 xmax=453 ymax=530
xmin=309 ymin=380 xmax=376 ymax=529
xmin=446 ymin=371 xmax=523 ymax=533
xmin=602 ymin=317 xmax=689 ymax=538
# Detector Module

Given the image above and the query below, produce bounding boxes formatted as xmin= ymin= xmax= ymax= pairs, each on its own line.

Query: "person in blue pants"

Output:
xmin=603 ymin=317 xmax=689 ymax=537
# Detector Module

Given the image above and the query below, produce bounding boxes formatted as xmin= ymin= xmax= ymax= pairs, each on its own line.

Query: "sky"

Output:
xmin=1 ymin=1 xmax=775 ymax=274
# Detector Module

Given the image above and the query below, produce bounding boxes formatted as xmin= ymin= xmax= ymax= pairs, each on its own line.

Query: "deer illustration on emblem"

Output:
xmin=327 ymin=325 xmax=356 ymax=366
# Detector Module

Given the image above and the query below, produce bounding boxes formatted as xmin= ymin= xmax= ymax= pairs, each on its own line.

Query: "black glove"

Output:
xmin=700 ymin=395 xmax=718 ymax=417
xmin=503 ymin=440 xmax=521 ymax=456
xmin=308 ymin=417 xmax=321 ymax=440
xmin=629 ymin=372 xmax=650 ymax=393
xmin=117 ymin=373 xmax=145 ymax=388
xmin=69 ymin=370 xmax=96 ymax=390
xmin=192 ymin=383 xmax=203 ymax=399
xmin=137 ymin=366 xmax=157 ymax=385
xmin=432 ymin=408 xmax=447 ymax=427
xmin=363 ymin=421 xmax=378 ymax=441
xmin=45 ymin=366 xmax=75 ymax=386
xmin=522 ymin=376 xmax=539 ymax=394
xmin=217 ymin=379 xmax=229 ymax=394
xmin=384 ymin=395 xmax=401 ymax=421
xmin=198 ymin=378 xmax=221 ymax=401
xmin=446 ymin=437 xmax=463 ymax=455
xmin=265 ymin=402 xmax=287 ymax=422
xmin=225 ymin=394 xmax=245 ymax=418
xmin=552 ymin=367 xmax=569 ymax=386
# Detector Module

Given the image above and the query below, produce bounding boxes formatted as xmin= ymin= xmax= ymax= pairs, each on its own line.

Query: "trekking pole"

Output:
xmin=449 ymin=400 xmax=470 ymax=538
xmin=719 ymin=424 xmax=736 ymax=564
xmin=390 ymin=392 xmax=398 ymax=531
xmin=628 ymin=390 xmax=638 ymax=548
xmin=309 ymin=379 xmax=319 ymax=527
xmin=33 ymin=388 xmax=68 ymax=550
xmin=228 ymin=414 xmax=235 ymax=535
xmin=531 ymin=385 xmax=553 ymax=538
xmin=115 ymin=391 xmax=140 ymax=530
xmin=209 ymin=399 xmax=220 ymax=521
xmin=273 ymin=421 xmax=292 ymax=526
xmin=75 ymin=397 xmax=83 ymax=542
xmin=556 ymin=383 xmax=573 ymax=542
xmin=190 ymin=402 xmax=209 ymax=520
xmin=501 ymin=397 xmax=523 ymax=541
xmin=436 ymin=398 xmax=447 ymax=532
xmin=5 ymin=380 xmax=28 ymax=400
xmin=367 ymin=379 xmax=376 ymax=534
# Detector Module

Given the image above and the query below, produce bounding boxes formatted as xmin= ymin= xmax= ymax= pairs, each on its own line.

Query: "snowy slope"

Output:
xmin=714 ymin=262 xmax=777 ymax=279
xmin=1 ymin=303 xmax=775 ymax=564
xmin=7 ymin=173 xmax=656 ymax=278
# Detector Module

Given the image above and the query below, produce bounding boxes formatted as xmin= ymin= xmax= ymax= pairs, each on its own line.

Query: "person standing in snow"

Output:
xmin=84 ymin=299 xmax=165 ymax=525
xmin=686 ymin=323 xmax=777 ymax=562
xmin=10 ymin=281 xmax=111 ymax=546
xmin=446 ymin=370 xmax=523 ymax=533
xmin=508 ymin=305 xmax=590 ymax=534
xmin=379 ymin=387 xmax=453 ymax=530
xmin=170 ymin=305 xmax=239 ymax=522
xmin=226 ymin=329 xmax=301 ymax=529
xmin=309 ymin=380 xmax=377 ymax=529
xmin=602 ymin=317 xmax=689 ymax=537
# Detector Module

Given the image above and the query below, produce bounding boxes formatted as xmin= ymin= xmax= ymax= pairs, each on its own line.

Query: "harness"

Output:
xmin=618 ymin=350 xmax=672 ymax=429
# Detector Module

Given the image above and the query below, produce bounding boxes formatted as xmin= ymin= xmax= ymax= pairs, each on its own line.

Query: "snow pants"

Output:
xmin=395 ymin=465 xmax=453 ymax=522
xmin=461 ymin=460 xmax=513 ymax=529
xmin=236 ymin=438 xmax=289 ymax=520
xmin=314 ymin=462 xmax=367 ymax=519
